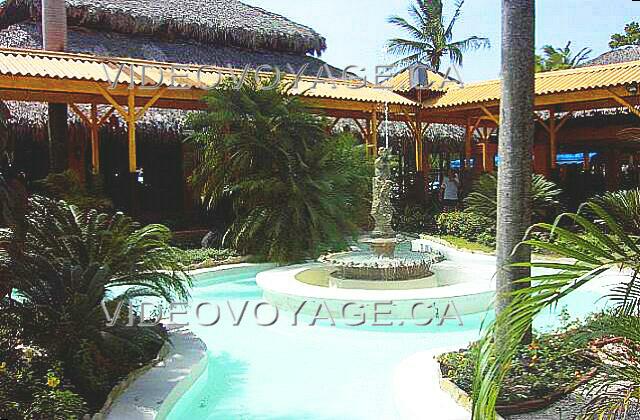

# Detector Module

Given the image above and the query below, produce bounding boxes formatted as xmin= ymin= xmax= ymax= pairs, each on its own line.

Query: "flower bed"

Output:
xmin=438 ymin=325 xmax=598 ymax=415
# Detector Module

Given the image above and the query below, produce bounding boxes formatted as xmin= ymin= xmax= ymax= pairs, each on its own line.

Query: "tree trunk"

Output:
xmin=496 ymin=0 xmax=535 ymax=342
xmin=42 ymin=0 xmax=69 ymax=173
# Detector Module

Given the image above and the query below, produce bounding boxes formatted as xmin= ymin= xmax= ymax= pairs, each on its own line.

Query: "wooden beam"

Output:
xmin=127 ymin=90 xmax=137 ymax=173
xmin=556 ymin=112 xmax=573 ymax=131
xmin=534 ymin=112 xmax=551 ymax=133
xmin=549 ymin=108 xmax=557 ymax=169
xmin=479 ymin=105 xmax=499 ymax=124
xmin=136 ymin=87 xmax=168 ymax=120
xmin=465 ymin=115 xmax=473 ymax=164
xmin=370 ymin=109 xmax=378 ymax=158
xmin=95 ymin=84 xmax=128 ymax=119
xmin=607 ymin=89 xmax=640 ymax=119
xmin=90 ymin=104 xmax=100 ymax=174
xmin=353 ymin=118 xmax=369 ymax=138
xmin=69 ymin=103 xmax=92 ymax=126
xmin=328 ymin=118 xmax=342 ymax=132
xmin=98 ymin=107 xmax=116 ymax=127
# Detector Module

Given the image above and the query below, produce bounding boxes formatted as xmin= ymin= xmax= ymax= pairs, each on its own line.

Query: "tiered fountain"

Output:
xmin=256 ymin=148 xmax=496 ymax=319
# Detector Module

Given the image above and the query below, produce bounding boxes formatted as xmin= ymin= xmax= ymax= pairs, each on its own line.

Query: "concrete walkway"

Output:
xmin=104 ymin=327 xmax=207 ymax=420
xmin=393 ymin=350 xmax=471 ymax=420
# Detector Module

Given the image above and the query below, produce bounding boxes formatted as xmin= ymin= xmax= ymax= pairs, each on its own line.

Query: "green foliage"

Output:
xmin=609 ymin=21 xmax=640 ymax=49
xmin=472 ymin=199 xmax=640 ymax=419
xmin=35 ymin=170 xmax=113 ymax=213
xmin=590 ymin=189 xmax=640 ymax=236
xmin=172 ymin=247 xmax=237 ymax=268
xmin=394 ymin=202 xmax=441 ymax=233
xmin=187 ymin=79 xmax=372 ymax=263
xmin=0 ymin=313 xmax=88 ymax=419
xmin=26 ymin=389 xmax=88 ymax=420
xmin=535 ymin=42 xmax=592 ymax=72
xmin=386 ymin=0 xmax=489 ymax=71
xmin=465 ymin=173 xmax=561 ymax=222
xmin=6 ymin=196 xmax=188 ymax=407
xmin=440 ymin=323 xmax=596 ymax=406
xmin=436 ymin=211 xmax=496 ymax=247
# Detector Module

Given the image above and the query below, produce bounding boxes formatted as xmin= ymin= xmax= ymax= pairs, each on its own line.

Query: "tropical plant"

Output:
xmin=7 ymin=196 xmax=189 ymax=403
xmin=535 ymin=42 xmax=592 ymax=72
xmin=465 ymin=173 xmax=561 ymax=222
xmin=610 ymin=22 xmax=640 ymax=49
xmin=590 ymin=189 xmax=640 ymax=236
xmin=386 ymin=0 xmax=490 ymax=71
xmin=187 ymin=79 xmax=372 ymax=263
xmin=473 ymin=198 xmax=640 ymax=419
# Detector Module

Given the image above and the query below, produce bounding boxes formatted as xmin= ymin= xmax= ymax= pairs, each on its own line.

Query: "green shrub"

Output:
xmin=394 ymin=202 xmax=441 ymax=233
xmin=34 ymin=170 xmax=113 ymax=213
xmin=436 ymin=211 xmax=495 ymax=247
xmin=172 ymin=247 xmax=237 ymax=268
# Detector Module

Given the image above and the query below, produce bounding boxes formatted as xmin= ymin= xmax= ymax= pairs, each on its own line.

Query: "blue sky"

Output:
xmin=244 ymin=0 xmax=637 ymax=83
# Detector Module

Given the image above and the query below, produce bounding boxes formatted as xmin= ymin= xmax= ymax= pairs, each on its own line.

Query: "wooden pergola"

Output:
xmin=0 ymin=48 xmax=429 ymax=179
xmin=413 ymin=60 xmax=640 ymax=177
xmin=2 ymin=48 xmax=640 ymax=191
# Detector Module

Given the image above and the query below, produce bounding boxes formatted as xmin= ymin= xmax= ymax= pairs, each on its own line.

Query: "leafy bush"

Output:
xmin=439 ymin=319 xmax=597 ymax=406
xmin=464 ymin=173 xmax=561 ymax=223
xmin=5 ymin=196 xmax=189 ymax=408
xmin=436 ymin=211 xmax=496 ymax=247
xmin=187 ymin=79 xmax=372 ymax=263
xmin=394 ymin=202 xmax=441 ymax=233
xmin=172 ymin=247 xmax=237 ymax=268
xmin=34 ymin=170 xmax=113 ymax=213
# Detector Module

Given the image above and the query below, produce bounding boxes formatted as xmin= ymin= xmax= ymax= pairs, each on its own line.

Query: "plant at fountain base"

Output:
xmin=331 ymin=256 xmax=441 ymax=281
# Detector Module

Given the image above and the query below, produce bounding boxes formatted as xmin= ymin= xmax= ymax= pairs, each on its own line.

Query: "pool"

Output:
xmin=165 ymin=265 xmax=610 ymax=420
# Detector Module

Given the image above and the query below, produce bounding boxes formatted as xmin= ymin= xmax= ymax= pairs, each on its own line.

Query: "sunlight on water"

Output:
xmin=167 ymin=267 xmax=607 ymax=420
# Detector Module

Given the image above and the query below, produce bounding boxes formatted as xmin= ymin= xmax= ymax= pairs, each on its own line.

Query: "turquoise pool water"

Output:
xmin=166 ymin=266 xmax=608 ymax=420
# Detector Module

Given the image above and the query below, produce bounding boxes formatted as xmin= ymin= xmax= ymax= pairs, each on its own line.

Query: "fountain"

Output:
xmin=321 ymin=147 xmax=441 ymax=283
xmin=255 ymin=148 xmax=496 ymax=320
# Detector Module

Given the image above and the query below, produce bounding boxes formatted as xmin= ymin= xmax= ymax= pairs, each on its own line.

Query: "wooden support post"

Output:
xmin=90 ymin=104 xmax=99 ymax=174
xmin=465 ymin=116 xmax=473 ymax=167
xmin=370 ymin=109 xmax=378 ymax=158
xmin=127 ymin=90 xmax=137 ymax=173
xmin=583 ymin=152 xmax=590 ymax=170
xmin=549 ymin=109 xmax=557 ymax=170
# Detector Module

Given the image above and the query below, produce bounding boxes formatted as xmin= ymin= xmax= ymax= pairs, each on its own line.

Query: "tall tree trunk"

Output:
xmin=496 ymin=0 xmax=535 ymax=342
xmin=42 ymin=0 xmax=69 ymax=173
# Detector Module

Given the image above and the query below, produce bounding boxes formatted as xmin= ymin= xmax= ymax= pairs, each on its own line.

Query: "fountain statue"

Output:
xmin=362 ymin=148 xmax=399 ymax=258
xmin=370 ymin=148 xmax=395 ymax=239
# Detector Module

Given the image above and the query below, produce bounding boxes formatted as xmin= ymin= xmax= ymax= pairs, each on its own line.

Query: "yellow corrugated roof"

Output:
xmin=425 ymin=60 xmax=640 ymax=109
xmin=0 ymin=47 xmax=417 ymax=106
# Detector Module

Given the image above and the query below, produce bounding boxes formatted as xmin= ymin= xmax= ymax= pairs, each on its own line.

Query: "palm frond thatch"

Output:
xmin=0 ymin=0 xmax=327 ymax=55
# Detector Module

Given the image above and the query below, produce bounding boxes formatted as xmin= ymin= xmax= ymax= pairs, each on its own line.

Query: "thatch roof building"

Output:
xmin=0 ymin=0 xmax=342 ymax=122
xmin=585 ymin=46 xmax=640 ymax=66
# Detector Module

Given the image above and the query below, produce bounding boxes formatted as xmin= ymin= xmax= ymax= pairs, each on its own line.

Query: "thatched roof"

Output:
xmin=0 ymin=0 xmax=327 ymax=55
xmin=0 ymin=22 xmax=340 ymax=74
xmin=585 ymin=46 xmax=640 ymax=66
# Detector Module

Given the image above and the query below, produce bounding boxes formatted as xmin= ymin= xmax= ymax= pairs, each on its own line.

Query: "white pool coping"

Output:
xmin=102 ymin=263 xmax=275 ymax=420
xmin=103 ymin=327 xmax=207 ymax=420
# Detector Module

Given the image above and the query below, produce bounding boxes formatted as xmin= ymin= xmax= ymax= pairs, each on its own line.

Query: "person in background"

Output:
xmin=441 ymin=169 xmax=460 ymax=209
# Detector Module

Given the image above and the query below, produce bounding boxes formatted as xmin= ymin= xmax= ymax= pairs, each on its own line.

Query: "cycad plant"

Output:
xmin=386 ymin=0 xmax=490 ymax=71
xmin=473 ymin=191 xmax=640 ymax=419
xmin=465 ymin=173 xmax=562 ymax=222
xmin=187 ymin=79 xmax=372 ymax=263
xmin=8 ymin=196 xmax=190 ymax=402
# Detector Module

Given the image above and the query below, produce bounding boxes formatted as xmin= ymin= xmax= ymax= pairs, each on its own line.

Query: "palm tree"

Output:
xmin=386 ymin=0 xmax=490 ymax=71
xmin=187 ymin=79 xmax=372 ymax=263
xmin=473 ymin=193 xmax=640 ymax=419
xmin=42 ymin=0 xmax=69 ymax=172
xmin=472 ymin=1 xmax=535 ymax=417
xmin=535 ymin=42 xmax=592 ymax=72
xmin=465 ymin=173 xmax=561 ymax=222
